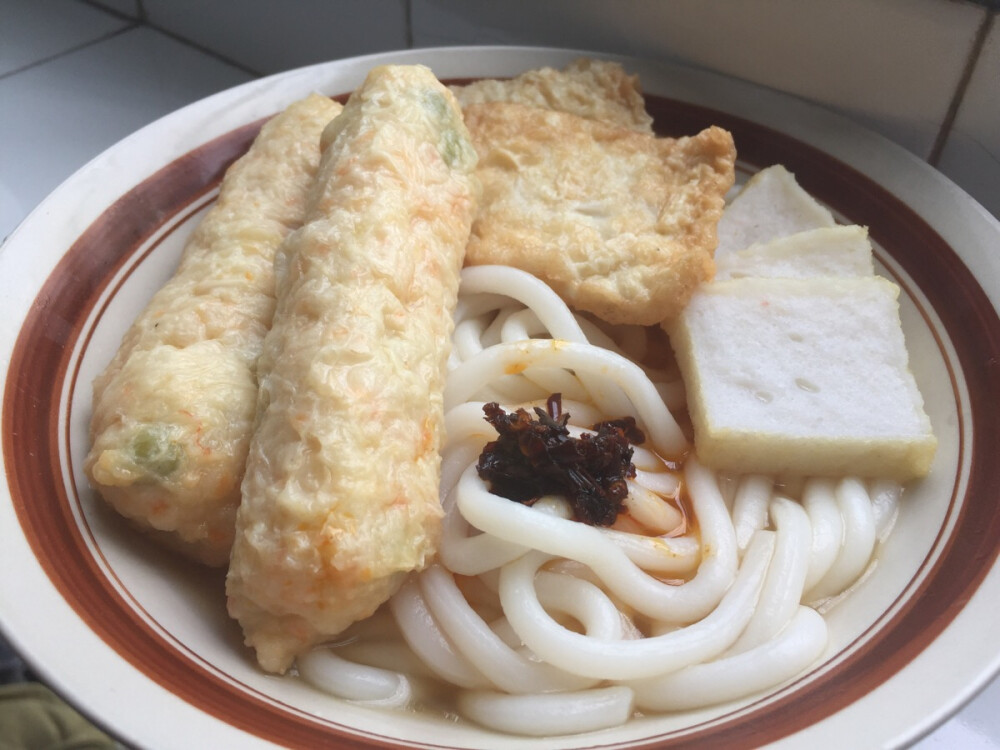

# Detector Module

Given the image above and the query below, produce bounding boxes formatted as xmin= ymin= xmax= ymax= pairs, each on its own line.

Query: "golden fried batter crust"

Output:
xmin=226 ymin=65 xmax=478 ymax=674
xmin=464 ymin=102 xmax=736 ymax=325
xmin=85 ymin=94 xmax=342 ymax=566
xmin=452 ymin=58 xmax=654 ymax=133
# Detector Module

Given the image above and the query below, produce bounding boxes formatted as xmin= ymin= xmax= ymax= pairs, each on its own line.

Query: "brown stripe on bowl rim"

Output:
xmin=3 ymin=93 xmax=999 ymax=748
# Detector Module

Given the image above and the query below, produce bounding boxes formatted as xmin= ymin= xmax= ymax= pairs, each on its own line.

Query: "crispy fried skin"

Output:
xmin=464 ymin=102 xmax=735 ymax=325
xmin=452 ymin=57 xmax=654 ymax=133
xmin=226 ymin=66 xmax=479 ymax=674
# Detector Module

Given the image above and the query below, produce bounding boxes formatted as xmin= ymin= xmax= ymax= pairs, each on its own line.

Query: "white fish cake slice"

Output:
xmin=716 ymin=165 xmax=836 ymax=257
xmin=85 ymin=94 xmax=343 ymax=566
xmin=668 ymin=276 xmax=936 ymax=480
xmin=464 ymin=101 xmax=736 ymax=326
xmin=452 ymin=57 xmax=654 ymax=133
xmin=226 ymin=65 xmax=479 ymax=674
xmin=715 ymin=225 xmax=874 ymax=280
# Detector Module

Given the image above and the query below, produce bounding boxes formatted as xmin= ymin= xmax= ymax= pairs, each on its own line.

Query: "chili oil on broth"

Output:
xmin=293 ymin=311 xmax=697 ymax=731
xmin=281 ymin=156 xmax=955 ymax=736
xmin=288 ymin=265 xmax=884 ymax=737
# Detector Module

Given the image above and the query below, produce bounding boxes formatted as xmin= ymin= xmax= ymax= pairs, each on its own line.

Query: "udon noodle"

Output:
xmin=297 ymin=265 xmax=901 ymax=736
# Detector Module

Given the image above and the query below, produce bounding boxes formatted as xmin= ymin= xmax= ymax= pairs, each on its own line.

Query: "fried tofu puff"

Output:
xmin=451 ymin=57 xmax=654 ymax=133
xmin=464 ymin=102 xmax=735 ymax=326
xmin=85 ymin=94 xmax=343 ymax=566
xmin=226 ymin=65 xmax=479 ymax=674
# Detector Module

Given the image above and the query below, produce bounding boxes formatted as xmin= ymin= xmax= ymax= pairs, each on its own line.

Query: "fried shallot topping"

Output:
xmin=476 ymin=393 xmax=645 ymax=526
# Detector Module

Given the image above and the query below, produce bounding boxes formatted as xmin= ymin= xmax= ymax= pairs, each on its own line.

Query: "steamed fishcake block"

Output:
xmin=226 ymin=65 xmax=479 ymax=674
xmin=85 ymin=94 xmax=343 ymax=566
xmin=464 ymin=101 xmax=736 ymax=325
xmin=716 ymin=165 xmax=836 ymax=257
xmin=715 ymin=225 xmax=874 ymax=280
xmin=668 ymin=277 xmax=936 ymax=480
xmin=452 ymin=57 xmax=654 ymax=133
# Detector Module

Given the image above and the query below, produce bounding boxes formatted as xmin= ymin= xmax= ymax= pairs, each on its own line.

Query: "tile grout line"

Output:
xmin=78 ymin=0 xmax=142 ymax=23
xmin=81 ymin=0 xmax=262 ymax=80
xmin=137 ymin=21 xmax=264 ymax=78
xmin=927 ymin=10 xmax=995 ymax=166
xmin=0 ymin=23 xmax=139 ymax=82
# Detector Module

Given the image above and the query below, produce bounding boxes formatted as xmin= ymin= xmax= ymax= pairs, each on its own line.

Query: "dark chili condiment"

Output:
xmin=476 ymin=393 xmax=645 ymax=526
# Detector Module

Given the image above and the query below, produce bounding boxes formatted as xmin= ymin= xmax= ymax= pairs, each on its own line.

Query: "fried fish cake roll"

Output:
xmin=85 ymin=94 xmax=344 ymax=566
xmin=226 ymin=65 xmax=479 ymax=674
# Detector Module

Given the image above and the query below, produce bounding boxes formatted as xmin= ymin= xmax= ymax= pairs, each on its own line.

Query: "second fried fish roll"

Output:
xmin=226 ymin=65 xmax=479 ymax=674
xmin=85 ymin=94 xmax=344 ymax=566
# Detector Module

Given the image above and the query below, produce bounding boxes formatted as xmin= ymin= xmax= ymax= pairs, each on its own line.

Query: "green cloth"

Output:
xmin=0 ymin=682 xmax=115 ymax=750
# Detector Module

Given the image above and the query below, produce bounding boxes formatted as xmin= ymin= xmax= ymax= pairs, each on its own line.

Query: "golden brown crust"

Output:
xmin=452 ymin=57 xmax=654 ymax=133
xmin=226 ymin=65 xmax=479 ymax=673
xmin=464 ymin=102 xmax=736 ymax=325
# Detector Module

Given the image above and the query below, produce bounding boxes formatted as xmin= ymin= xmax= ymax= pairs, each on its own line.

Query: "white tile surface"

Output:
xmin=411 ymin=0 xmax=986 ymax=159
xmin=0 ymin=26 xmax=253 ymax=239
xmin=143 ymin=0 xmax=409 ymax=74
xmin=937 ymin=15 xmax=1000 ymax=221
xmin=87 ymin=0 xmax=142 ymax=20
xmin=0 ymin=0 xmax=129 ymax=76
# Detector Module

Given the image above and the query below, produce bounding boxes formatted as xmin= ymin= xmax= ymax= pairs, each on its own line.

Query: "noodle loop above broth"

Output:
xmin=297 ymin=266 xmax=902 ymax=736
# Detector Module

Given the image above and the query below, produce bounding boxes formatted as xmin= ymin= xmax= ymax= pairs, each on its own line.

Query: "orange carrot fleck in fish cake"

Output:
xmin=226 ymin=65 xmax=479 ymax=674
